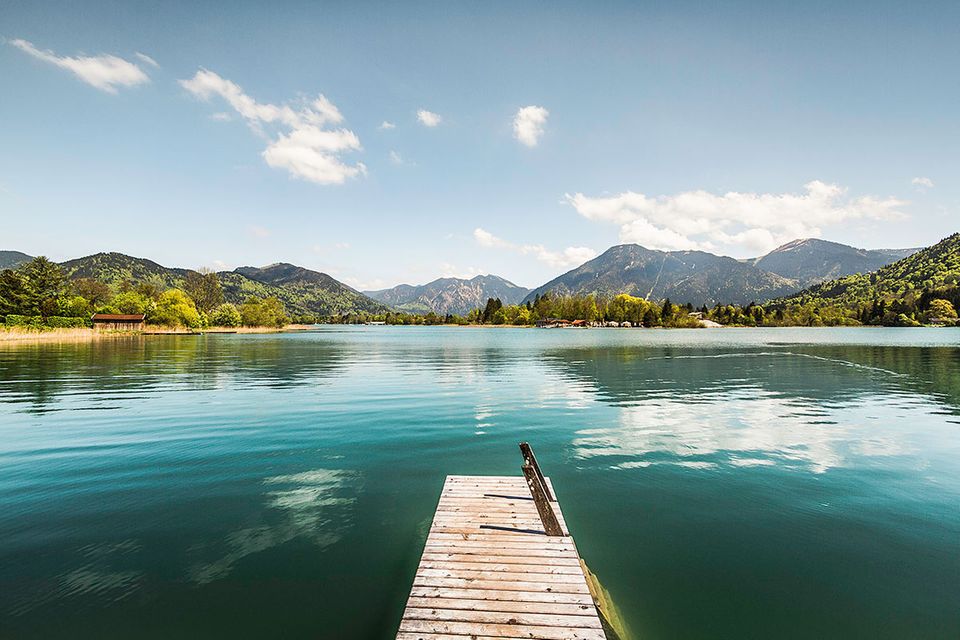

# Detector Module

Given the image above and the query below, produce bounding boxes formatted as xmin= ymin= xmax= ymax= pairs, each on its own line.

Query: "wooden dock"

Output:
xmin=397 ymin=469 xmax=606 ymax=640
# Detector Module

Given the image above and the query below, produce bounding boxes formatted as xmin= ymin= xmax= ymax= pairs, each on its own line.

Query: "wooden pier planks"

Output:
xmin=397 ymin=475 xmax=605 ymax=640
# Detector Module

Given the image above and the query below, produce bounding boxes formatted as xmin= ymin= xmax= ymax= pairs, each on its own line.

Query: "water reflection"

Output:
xmin=543 ymin=345 xmax=959 ymax=473
xmin=0 ymin=335 xmax=353 ymax=411
xmin=188 ymin=468 xmax=361 ymax=585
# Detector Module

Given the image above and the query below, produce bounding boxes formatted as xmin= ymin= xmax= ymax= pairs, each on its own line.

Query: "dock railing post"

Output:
xmin=519 ymin=443 xmax=564 ymax=536
xmin=519 ymin=441 xmax=554 ymax=501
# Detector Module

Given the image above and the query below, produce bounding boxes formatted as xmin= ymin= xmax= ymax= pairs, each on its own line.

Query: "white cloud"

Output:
xmin=513 ymin=105 xmax=549 ymax=147
xmin=378 ymin=121 xmax=396 ymax=130
xmin=911 ymin=176 xmax=934 ymax=189
xmin=417 ymin=109 xmax=441 ymax=127
xmin=179 ymin=69 xmax=364 ymax=185
xmin=10 ymin=38 xmax=150 ymax=93
xmin=210 ymin=112 xmax=232 ymax=122
xmin=474 ymin=227 xmax=596 ymax=269
xmin=388 ymin=150 xmax=404 ymax=165
xmin=566 ymin=181 xmax=908 ymax=256
xmin=134 ymin=52 xmax=159 ymax=68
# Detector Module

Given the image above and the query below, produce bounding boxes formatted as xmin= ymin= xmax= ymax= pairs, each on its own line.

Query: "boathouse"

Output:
xmin=91 ymin=313 xmax=145 ymax=331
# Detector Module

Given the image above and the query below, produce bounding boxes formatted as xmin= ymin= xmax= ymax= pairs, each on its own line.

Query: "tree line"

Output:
xmin=0 ymin=257 xmax=290 ymax=329
xmin=325 ymin=287 xmax=959 ymax=327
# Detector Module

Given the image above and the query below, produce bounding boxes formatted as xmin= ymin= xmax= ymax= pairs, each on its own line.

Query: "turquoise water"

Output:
xmin=1 ymin=327 xmax=959 ymax=638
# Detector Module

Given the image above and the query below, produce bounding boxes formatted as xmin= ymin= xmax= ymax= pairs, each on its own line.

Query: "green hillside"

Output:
xmin=770 ymin=233 xmax=960 ymax=325
xmin=60 ymin=252 xmax=390 ymax=318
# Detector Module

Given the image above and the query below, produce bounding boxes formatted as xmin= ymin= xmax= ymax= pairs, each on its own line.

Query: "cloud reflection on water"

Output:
xmin=187 ymin=468 xmax=360 ymax=585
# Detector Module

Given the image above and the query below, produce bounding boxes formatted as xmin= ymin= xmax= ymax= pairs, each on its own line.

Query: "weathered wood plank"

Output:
xmin=398 ymin=619 xmax=606 ymax=640
xmin=402 ymin=606 xmax=603 ymax=629
xmin=408 ymin=586 xmax=595 ymax=605
xmin=397 ymin=475 xmax=601 ymax=639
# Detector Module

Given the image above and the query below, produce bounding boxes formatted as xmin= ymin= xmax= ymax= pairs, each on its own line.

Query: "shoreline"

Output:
xmin=0 ymin=324 xmax=316 ymax=344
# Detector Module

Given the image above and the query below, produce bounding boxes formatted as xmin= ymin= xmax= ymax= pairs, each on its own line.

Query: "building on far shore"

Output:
xmin=91 ymin=313 xmax=145 ymax=331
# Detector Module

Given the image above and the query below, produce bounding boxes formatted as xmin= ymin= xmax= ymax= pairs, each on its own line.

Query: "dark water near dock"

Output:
xmin=1 ymin=327 xmax=958 ymax=639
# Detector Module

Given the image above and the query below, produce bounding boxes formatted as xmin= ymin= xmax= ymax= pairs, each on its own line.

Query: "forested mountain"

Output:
xmin=59 ymin=252 xmax=388 ymax=317
xmin=752 ymin=238 xmax=918 ymax=288
xmin=523 ymin=244 xmax=797 ymax=306
xmin=365 ymin=275 xmax=529 ymax=314
xmin=0 ymin=251 xmax=33 ymax=270
xmin=231 ymin=263 xmax=388 ymax=315
xmin=771 ymin=233 xmax=960 ymax=310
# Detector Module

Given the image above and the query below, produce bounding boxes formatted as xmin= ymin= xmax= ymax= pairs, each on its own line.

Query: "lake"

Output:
xmin=1 ymin=327 xmax=958 ymax=639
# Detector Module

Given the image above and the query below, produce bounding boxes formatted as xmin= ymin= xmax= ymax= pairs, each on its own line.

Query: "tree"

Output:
xmin=210 ymin=303 xmax=242 ymax=327
xmin=183 ymin=268 xmax=224 ymax=313
xmin=239 ymin=296 xmax=289 ymax=327
xmin=21 ymin=256 xmax=65 ymax=317
xmin=926 ymin=298 xmax=958 ymax=323
xmin=0 ymin=269 xmax=29 ymax=317
xmin=148 ymin=289 xmax=201 ymax=328
xmin=58 ymin=295 xmax=91 ymax=318
xmin=481 ymin=297 xmax=503 ymax=323
xmin=112 ymin=291 xmax=152 ymax=315
xmin=71 ymin=278 xmax=112 ymax=306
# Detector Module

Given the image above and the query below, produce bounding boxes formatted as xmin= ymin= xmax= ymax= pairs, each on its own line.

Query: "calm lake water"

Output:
xmin=1 ymin=327 xmax=959 ymax=639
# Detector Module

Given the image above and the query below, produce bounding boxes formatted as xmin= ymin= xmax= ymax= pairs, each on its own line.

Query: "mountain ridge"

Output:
xmin=365 ymin=274 xmax=529 ymax=315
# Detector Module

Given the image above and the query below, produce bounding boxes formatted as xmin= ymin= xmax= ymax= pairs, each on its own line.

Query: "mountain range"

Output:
xmin=523 ymin=239 xmax=918 ymax=307
xmin=365 ymin=275 xmax=529 ymax=315
xmin=1 ymin=237 xmax=922 ymax=315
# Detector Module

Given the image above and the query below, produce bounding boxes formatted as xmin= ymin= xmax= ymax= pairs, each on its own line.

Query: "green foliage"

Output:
xmin=926 ymin=298 xmax=957 ymax=322
xmin=58 ymin=295 xmax=92 ymax=318
xmin=239 ymin=296 xmax=289 ymax=327
xmin=5 ymin=314 xmax=43 ymax=327
xmin=210 ymin=303 xmax=242 ymax=327
xmin=45 ymin=316 xmax=89 ymax=328
xmin=20 ymin=256 xmax=66 ymax=316
xmin=112 ymin=291 xmax=153 ymax=315
xmin=148 ymin=289 xmax=201 ymax=328
xmin=0 ymin=269 xmax=29 ymax=317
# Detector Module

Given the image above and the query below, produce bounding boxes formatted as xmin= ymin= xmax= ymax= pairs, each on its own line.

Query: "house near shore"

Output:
xmin=91 ymin=313 xmax=145 ymax=331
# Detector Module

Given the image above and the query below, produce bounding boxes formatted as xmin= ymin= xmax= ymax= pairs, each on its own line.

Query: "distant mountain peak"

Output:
xmin=366 ymin=274 xmax=529 ymax=315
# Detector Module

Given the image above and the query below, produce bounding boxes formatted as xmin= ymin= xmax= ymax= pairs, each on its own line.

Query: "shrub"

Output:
xmin=5 ymin=314 xmax=43 ymax=327
xmin=45 ymin=316 xmax=88 ymax=328
xmin=210 ymin=303 xmax=242 ymax=327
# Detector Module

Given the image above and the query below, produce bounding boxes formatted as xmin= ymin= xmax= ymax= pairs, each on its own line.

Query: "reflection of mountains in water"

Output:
xmin=541 ymin=344 xmax=960 ymax=413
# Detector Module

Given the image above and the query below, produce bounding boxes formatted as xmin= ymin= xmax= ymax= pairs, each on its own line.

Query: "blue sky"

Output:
xmin=1 ymin=1 xmax=958 ymax=289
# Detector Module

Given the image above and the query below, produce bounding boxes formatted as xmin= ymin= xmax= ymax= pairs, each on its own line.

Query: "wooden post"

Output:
xmin=518 ymin=441 xmax=553 ymax=501
xmin=522 ymin=462 xmax=564 ymax=536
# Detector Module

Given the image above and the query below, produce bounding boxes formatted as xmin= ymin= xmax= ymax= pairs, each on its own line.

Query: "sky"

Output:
xmin=1 ymin=1 xmax=958 ymax=290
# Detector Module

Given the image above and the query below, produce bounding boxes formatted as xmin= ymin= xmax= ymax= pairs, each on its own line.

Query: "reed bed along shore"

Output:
xmin=0 ymin=325 xmax=314 ymax=344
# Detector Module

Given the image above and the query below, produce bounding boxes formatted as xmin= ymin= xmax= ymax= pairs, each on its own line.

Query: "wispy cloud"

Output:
xmin=566 ymin=181 xmax=908 ymax=255
xmin=378 ymin=120 xmax=396 ymax=130
xmin=9 ymin=39 xmax=151 ymax=93
xmin=474 ymin=228 xmax=596 ymax=269
xmin=911 ymin=176 xmax=934 ymax=190
xmin=134 ymin=52 xmax=159 ymax=68
xmin=417 ymin=109 xmax=441 ymax=127
xmin=179 ymin=69 xmax=365 ymax=185
xmin=513 ymin=105 xmax=549 ymax=147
